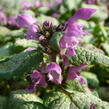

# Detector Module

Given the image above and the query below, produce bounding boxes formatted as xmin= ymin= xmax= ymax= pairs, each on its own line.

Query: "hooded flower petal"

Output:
xmin=64 ymin=36 xmax=79 ymax=47
xmin=31 ymin=70 xmax=47 ymax=87
xmin=64 ymin=22 xmax=88 ymax=37
xmin=62 ymin=56 xmax=70 ymax=66
xmin=0 ymin=9 xmax=7 ymax=25
xmin=8 ymin=16 xmax=17 ymax=26
xmin=68 ymin=8 xmax=96 ymax=23
xmin=67 ymin=72 xmax=78 ymax=80
xmin=27 ymin=70 xmax=47 ymax=92
xmin=25 ymin=48 xmax=35 ymax=52
xmin=45 ymin=62 xmax=62 ymax=84
xmin=27 ymin=82 xmax=37 ymax=92
xmin=26 ymin=24 xmax=39 ymax=39
xmin=67 ymin=64 xmax=87 ymax=80
xmin=16 ymin=14 xmax=36 ymax=28
xmin=77 ymin=76 xmax=87 ymax=84
xmin=59 ymin=36 xmax=78 ymax=56
xmin=59 ymin=37 xmax=67 ymax=49
xmin=66 ymin=48 xmax=76 ymax=57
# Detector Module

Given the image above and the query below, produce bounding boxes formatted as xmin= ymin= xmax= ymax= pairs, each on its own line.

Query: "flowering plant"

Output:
xmin=0 ymin=0 xmax=109 ymax=109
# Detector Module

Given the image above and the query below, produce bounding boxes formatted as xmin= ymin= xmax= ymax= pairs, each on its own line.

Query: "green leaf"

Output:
xmin=63 ymin=0 xmax=82 ymax=10
xmin=43 ymin=91 xmax=71 ymax=109
xmin=0 ymin=50 xmax=43 ymax=80
xmin=44 ymin=90 xmax=109 ymax=109
xmin=0 ymin=0 xmax=21 ymax=16
xmin=70 ymin=47 xmax=109 ymax=66
xmin=15 ymin=38 xmax=39 ymax=48
xmin=0 ymin=42 xmax=14 ymax=60
xmin=37 ymin=7 xmax=49 ymax=14
xmin=49 ymin=32 xmax=63 ymax=51
xmin=22 ymin=10 xmax=36 ymax=17
xmin=81 ymin=72 xmax=99 ymax=88
xmin=91 ymin=64 xmax=109 ymax=84
xmin=97 ymin=87 xmax=109 ymax=102
xmin=7 ymin=29 xmax=25 ymax=38
xmin=71 ymin=90 xmax=109 ymax=109
xmin=0 ymin=26 xmax=11 ymax=44
xmin=0 ymin=96 xmax=7 ymax=109
xmin=102 ymin=43 xmax=109 ymax=55
xmin=8 ymin=90 xmax=46 ymax=109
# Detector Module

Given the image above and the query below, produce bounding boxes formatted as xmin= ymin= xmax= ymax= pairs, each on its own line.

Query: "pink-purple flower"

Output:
xmin=62 ymin=56 xmax=70 ymax=66
xmin=45 ymin=62 xmax=62 ymax=84
xmin=8 ymin=16 xmax=17 ymax=26
xmin=86 ymin=0 xmax=96 ymax=4
xmin=77 ymin=76 xmax=87 ymax=84
xmin=60 ymin=35 xmax=78 ymax=56
xmin=16 ymin=13 xmax=36 ymax=28
xmin=21 ymin=0 xmax=32 ymax=10
xmin=0 ymin=9 xmax=7 ymax=25
xmin=27 ymin=70 xmax=47 ymax=92
xmin=34 ymin=0 xmax=42 ymax=8
xmin=25 ymin=48 xmax=35 ymax=52
xmin=67 ymin=64 xmax=87 ymax=84
xmin=59 ymin=8 xmax=96 ymax=57
xmin=26 ymin=24 xmax=39 ymax=39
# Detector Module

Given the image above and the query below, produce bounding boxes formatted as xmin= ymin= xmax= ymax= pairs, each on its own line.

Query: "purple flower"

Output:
xmin=59 ymin=8 xmax=96 ymax=57
xmin=0 ymin=9 xmax=7 ymax=25
xmin=27 ymin=70 xmax=47 ymax=92
xmin=90 ymin=104 xmax=96 ymax=109
xmin=60 ymin=36 xmax=78 ymax=57
xmin=77 ymin=76 xmax=87 ymax=84
xmin=45 ymin=62 xmax=62 ymax=84
xmin=62 ymin=56 xmax=70 ymax=66
xmin=16 ymin=14 xmax=36 ymax=28
xmin=86 ymin=0 xmax=96 ymax=4
xmin=55 ymin=0 xmax=63 ymax=4
xmin=21 ymin=0 xmax=32 ymax=10
xmin=52 ymin=12 xmax=59 ymax=18
xmin=26 ymin=24 xmax=39 ymax=39
xmin=64 ymin=22 xmax=88 ymax=38
xmin=25 ymin=48 xmax=35 ymax=52
xmin=8 ymin=16 xmax=17 ymax=26
xmin=68 ymin=8 xmax=96 ymax=23
xmin=67 ymin=64 xmax=87 ymax=82
xmin=49 ymin=0 xmax=62 ymax=8
xmin=34 ymin=0 xmax=42 ymax=8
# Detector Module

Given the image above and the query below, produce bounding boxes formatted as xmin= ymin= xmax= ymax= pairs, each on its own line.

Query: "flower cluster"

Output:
xmin=59 ymin=8 xmax=96 ymax=57
xmin=27 ymin=62 xmax=62 ymax=92
xmin=16 ymin=13 xmax=39 ymax=39
xmin=16 ymin=8 xmax=96 ymax=92
xmin=27 ymin=62 xmax=88 ymax=92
